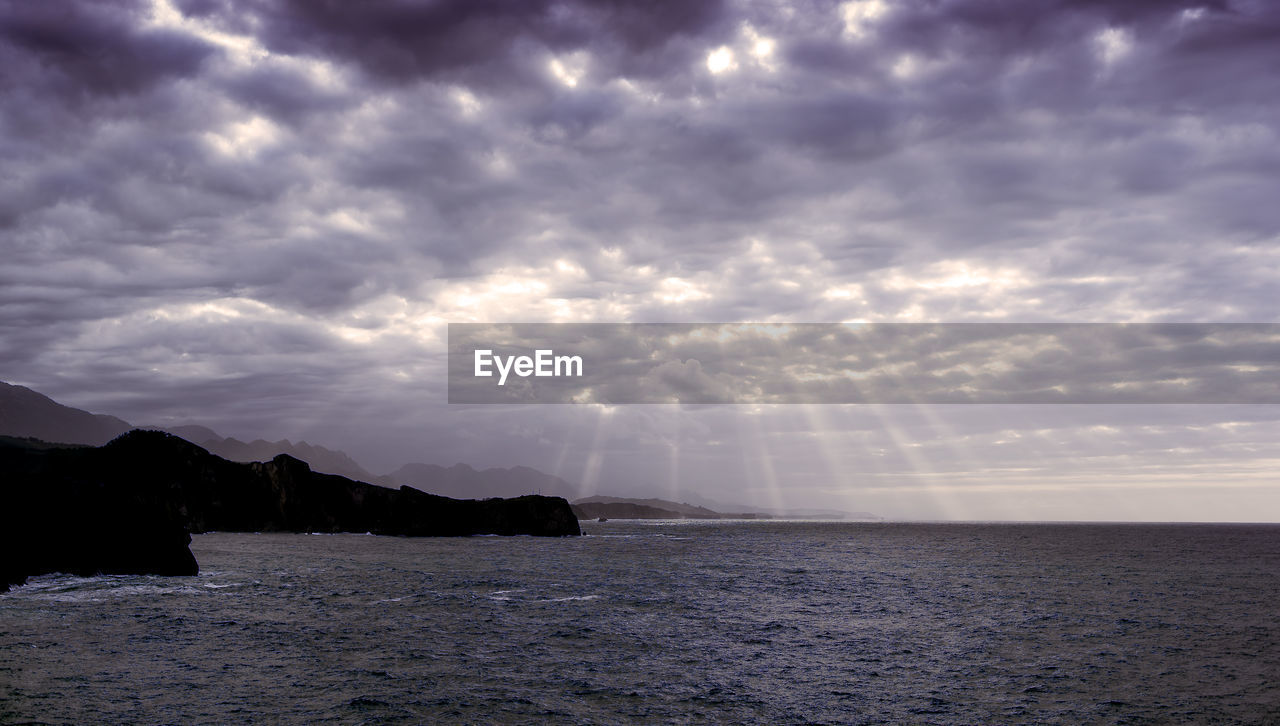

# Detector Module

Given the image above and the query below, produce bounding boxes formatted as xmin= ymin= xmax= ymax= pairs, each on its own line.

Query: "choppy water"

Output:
xmin=2 ymin=521 xmax=1279 ymax=724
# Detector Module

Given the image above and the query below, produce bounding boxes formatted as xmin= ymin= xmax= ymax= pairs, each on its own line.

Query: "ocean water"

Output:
xmin=2 ymin=521 xmax=1279 ymax=724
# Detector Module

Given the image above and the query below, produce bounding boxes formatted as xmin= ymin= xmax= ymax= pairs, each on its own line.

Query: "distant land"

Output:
xmin=572 ymin=496 xmax=881 ymax=521
xmin=576 ymin=495 xmax=726 ymax=518
xmin=379 ymin=463 xmax=579 ymax=500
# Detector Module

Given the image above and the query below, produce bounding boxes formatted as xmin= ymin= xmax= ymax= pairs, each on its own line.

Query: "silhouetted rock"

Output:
xmin=0 ymin=435 xmax=198 ymax=592
xmin=1 ymin=431 xmax=581 ymax=591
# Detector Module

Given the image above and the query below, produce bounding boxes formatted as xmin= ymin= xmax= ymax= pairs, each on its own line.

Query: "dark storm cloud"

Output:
xmin=176 ymin=0 xmax=733 ymax=87
xmin=0 ymin=0 xmax=216 ymax=98
xmin=10 ymin=0 xmax=1273 ymax=318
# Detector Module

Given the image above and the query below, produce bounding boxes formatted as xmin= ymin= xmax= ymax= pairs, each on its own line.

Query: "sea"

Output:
xmin=2 ymin=521 xmax=1279 ymax=724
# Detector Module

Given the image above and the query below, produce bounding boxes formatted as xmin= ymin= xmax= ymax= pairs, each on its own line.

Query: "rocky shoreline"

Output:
xmin=1 ymin=430 xmax=580 ymax=592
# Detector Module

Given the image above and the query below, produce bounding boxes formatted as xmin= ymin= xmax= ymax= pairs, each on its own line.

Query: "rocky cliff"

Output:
xmin=1 ymin=431 xmax=580 ymax=592
xmin=0 ymin=434 xmax=198 ymax=592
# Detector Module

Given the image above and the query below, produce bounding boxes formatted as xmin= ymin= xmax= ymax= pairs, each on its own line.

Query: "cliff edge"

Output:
xmin=1 ymin=431 xmax=580 ymax=592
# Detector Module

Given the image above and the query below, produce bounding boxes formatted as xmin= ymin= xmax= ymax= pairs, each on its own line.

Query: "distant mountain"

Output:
xmin=0 ymin=381 xmax=132 ymax=446
xmin=154 ymin=430 xmax=377 ymax=483
xmin=0 ymin=380 xmax=382 ymax=481
xmin=384 ymin=463 xmax=578 ymax=500
xmin=161 ymin=424 xmax=222 ymax=443
xmin=573 ymin=496 xmax=880 ymax=521
xmin=613 ymin=491 xmax=880 ymax=521
xmin=574 ymin=496 xmax=724 ymax=518
xmin=772 ymin=508 xmax=882 ymax=521
xmin=0 ymin=380 xmax=582 ymax=497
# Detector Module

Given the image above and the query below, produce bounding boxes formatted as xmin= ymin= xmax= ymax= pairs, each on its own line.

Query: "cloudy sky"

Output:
xmin=2 ymin=0 xmax=1279 ymax=520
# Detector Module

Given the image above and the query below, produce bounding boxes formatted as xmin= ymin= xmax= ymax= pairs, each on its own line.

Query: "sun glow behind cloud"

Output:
xmin=840 ymin=0 xmax=887 ymax=39
xmin=706 ymin=46 xmax=736 ymax=74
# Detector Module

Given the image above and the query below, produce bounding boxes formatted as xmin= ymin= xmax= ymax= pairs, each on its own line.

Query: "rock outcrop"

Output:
xmin=0 ymin=431 xmax=581 ymax=592
xmin=0 ymin=435 xmax=198 ymax=592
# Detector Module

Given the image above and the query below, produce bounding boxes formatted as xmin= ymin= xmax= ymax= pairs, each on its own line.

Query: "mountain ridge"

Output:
xmin=0 ymin=380 xmax=573 ymax=499
xmin=0 ymin=382 xmax=132 ymax=446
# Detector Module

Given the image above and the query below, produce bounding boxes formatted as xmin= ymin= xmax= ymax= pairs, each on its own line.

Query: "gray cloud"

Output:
xmin=176 ymin=0 xmax=734 ymax=88
xmin=0 ymin=0 xmax=216 ymax=98
xmin=2 ymin=0 xmax=1278 ymax=519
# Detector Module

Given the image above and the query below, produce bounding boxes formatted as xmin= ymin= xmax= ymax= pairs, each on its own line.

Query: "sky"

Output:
xmin=2 ymin=0 xmax=1279 ymax=520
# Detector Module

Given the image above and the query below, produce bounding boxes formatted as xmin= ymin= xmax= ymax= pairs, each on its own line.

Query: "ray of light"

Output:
xmin=737 ymin=405 xmax=787 ymax=516
xmin=579 ymin=404 xmax=616 ymax=497
xmin=908 ymin=403 xmax=1008 ymax=518
xmin=863 ymin=403 xmax=972 ymax=521
xmin=664 ymin=405 xmax=684 ymax=503
xmin=796 ymin=403 xmax=862 ymax=515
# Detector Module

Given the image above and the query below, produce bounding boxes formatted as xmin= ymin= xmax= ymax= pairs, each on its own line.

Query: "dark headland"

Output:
xmin=0 ymin=430 xmax=580 ymax=592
